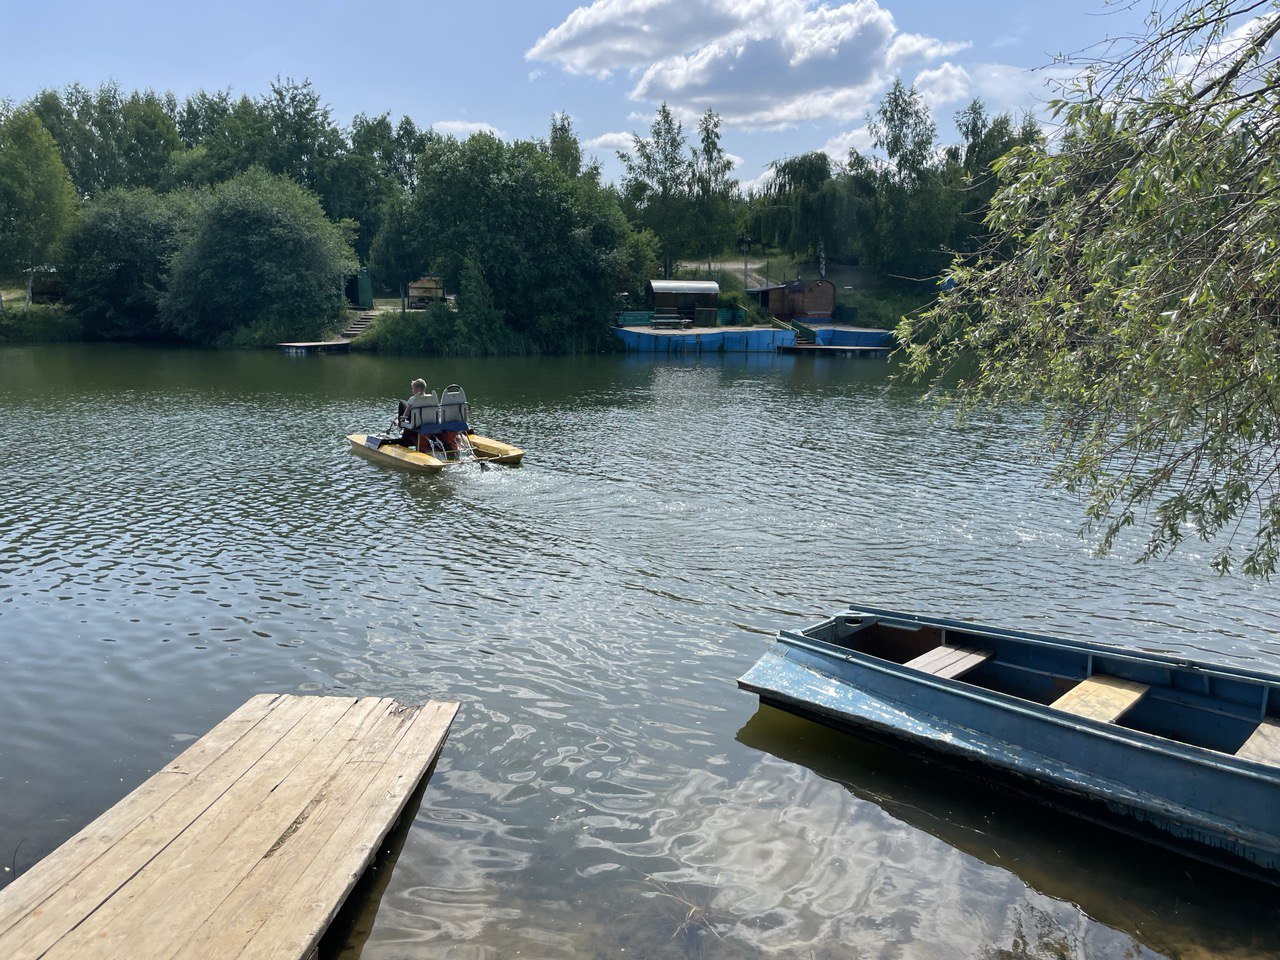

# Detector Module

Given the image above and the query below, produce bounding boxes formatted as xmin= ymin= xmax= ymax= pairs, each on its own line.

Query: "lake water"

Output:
xmin=1 ymin=343 xmax=1278 ymax=960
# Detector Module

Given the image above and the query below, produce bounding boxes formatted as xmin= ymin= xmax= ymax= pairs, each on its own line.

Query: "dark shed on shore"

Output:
xmin=648 ymin=280 xmax=719 ymax=321
xmin=746 ymin=278 xmax=835 ymax=321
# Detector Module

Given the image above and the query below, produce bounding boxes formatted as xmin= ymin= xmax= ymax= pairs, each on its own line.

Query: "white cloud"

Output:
xmin=431 ymin=120 xmax=504 ymax=139
xmin=913 ymin=62 xmax=971 ymax=107
xmin=526 ymin=0 xmax=771 ymax=78
xmin=821 ymin=125 xmax=873 ymax=160
xmin=584 ymin=130 xmax=636 ymax=152
xmin=529 ymin=0 xmax=973 ymax=131
xmin=737 ymin=165 xmax=774 ymax=195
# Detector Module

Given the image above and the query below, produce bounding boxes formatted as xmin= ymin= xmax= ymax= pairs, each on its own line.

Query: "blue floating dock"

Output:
xmin=613 ymin=324 xmax=893 ymax=355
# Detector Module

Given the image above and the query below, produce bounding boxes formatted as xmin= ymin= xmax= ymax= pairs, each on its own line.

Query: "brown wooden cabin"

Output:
xmin=747 ymin=278 xmax=835 ymax=321
xmin=408 ymin=275 xmax=446 ymax=308
xmin=648 ymin=280 xmax=719 ymax=321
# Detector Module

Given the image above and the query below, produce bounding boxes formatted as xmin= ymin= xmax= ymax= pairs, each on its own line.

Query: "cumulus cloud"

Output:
xmin=432 ymin=120 xmax=504 ymax=139
xmin=526 ymin=0 xmax=770 ymax=79
xmin=913 ymin=62 xmax=971 ymax=107
xmin=584 ymin=131 xmax=637 ymax=152
xmin=528 ymin=0 xmax=973 ymax=130
xmin=821 ymin=125 xmax=873 ymax=160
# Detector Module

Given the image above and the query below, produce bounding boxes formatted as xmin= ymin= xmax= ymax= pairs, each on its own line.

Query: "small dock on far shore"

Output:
xmin=0 ymin=693 xmax=458 ymax=960
xmin=278 ymin=339 xmax=350 ymax=356
xmin=279 ymin=310 xmax=380 ymax=355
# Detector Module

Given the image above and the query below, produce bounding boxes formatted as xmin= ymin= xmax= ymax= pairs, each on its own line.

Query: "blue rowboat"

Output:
xmin=738 ymin=605 xmax=1280 ymax=883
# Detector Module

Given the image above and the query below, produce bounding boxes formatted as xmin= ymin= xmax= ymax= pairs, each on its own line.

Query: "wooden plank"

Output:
xmin=179 ymin=701 xmax=459 ymax=960
xmin=1052 ymin=675 xmax=1148 ymax=723
xmin=1236 ymin=718 xmax=1280 ymax=766
xmin=904 ymin=644 xmax=993 ymax=680
xmin=0 ymin=692 xmax=312 ymax=949
xmin=0 ymin=694 xmax=457 ymax=960
xmin=39 ymin=697 xmax=378 ymax=960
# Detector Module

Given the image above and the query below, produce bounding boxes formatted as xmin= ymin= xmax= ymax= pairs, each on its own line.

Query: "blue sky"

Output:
xmin=5 ymin=0 xmax=1153 ymax=189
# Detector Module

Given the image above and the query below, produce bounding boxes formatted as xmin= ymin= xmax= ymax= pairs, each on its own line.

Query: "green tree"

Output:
xmin=455 ymin=256 xmax=515 ymax=354
xmin=851 ymin=79 xmax=959 ymax=280
xmin=62 ymin=187 xmax=191 ymax=338
xmin=544 ymin=112 xmax=583 ymax=179
xmin=28 ymin=84 xmax=179 ymax=196
xmin=761 ymin=151 xmax=837 ymax=269
xmin=409 ymin=132 xmax=633 ymax=352
xmin=619 ymin=103 xmax=692 ymax=278
xmin=0 ymin=108 xmax=78 ymax=313
xmin=689 ymin=109 xmax=738 ymax=263
xmin=901 ymin=1 xmax=1280 ymax=575
xmin=161 ymin=167 xmax=356 ymax=346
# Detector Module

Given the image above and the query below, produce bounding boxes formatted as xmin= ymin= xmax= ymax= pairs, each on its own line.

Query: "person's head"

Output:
xmin=410 ymin=378 xmax=427 ymax=395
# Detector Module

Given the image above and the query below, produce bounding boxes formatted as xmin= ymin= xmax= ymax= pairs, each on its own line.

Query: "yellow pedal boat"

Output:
xmin=347 ymin=383 xmax=523 ymax=474
xmin=346 ymin=432 xmax=524 ymax=474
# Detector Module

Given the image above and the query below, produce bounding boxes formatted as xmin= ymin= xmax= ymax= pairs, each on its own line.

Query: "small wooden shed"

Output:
xmin=648 ymin=280 xmax=719 ymax=320
xmin=747 ymin=278 xmax=835 ymax=321
xmin=408 ymin=275 xmax=446 ymax=308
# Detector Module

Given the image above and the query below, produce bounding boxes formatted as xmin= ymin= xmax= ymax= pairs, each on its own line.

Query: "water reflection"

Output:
xmin=737 ymin=705 xmax=1278 ymax=960
xmin=2 ymin=345 xmax=1278 ymax=960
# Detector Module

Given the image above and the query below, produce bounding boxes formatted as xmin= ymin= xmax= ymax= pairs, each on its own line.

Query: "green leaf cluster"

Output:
xmin=900 ymin=1 xmax=1280 ymax=575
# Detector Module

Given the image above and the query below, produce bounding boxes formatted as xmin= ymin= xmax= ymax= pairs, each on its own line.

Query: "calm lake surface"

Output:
xmin=2 ymin=343 xmax=1278 ymax=960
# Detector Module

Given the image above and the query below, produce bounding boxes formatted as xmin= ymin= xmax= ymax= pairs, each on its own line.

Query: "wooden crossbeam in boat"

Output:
xmin=1236 ymin=718 xmax=1280 ymax=767
xmin=1052 ymin=675 xmax=1147 ymax=723
xmin=0 ymin=693 xmax=458 ymax=960
xmin=904 ymin=644 xmax=993 ymax=680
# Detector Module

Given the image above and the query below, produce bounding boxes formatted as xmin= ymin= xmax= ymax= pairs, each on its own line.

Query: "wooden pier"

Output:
xmin=277 ymin=339 xmax=350 ymax=356
xmin=0 ymin=693 xmax=458 ymax=960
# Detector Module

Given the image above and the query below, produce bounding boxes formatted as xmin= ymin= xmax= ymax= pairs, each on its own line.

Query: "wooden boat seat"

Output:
xmin=1236 ymin=718 xmax=1280 ymax=767
xmin=904 ymin=644 xmax=993 ymax=680
xmin=1053 ymin=675 xmax=1148 ymax=723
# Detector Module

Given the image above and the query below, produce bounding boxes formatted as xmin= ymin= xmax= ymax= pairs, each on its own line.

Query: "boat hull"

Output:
xmin=739 ymin=606 xmax=1280 ymax=883
xmin=346 ymin=433 xmax=524 ymax=473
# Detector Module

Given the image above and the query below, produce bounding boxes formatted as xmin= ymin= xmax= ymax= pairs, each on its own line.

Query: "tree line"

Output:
xmin=1 ymin=76 xmax=1036 ymax=350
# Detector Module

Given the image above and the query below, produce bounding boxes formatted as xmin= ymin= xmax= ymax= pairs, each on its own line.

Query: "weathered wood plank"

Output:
xmin=179 ymin=700 xmax=459 ymax=960
xmin=39 ymin=697 xmax=377 ymax=960
xmin=0 ymin=692 xmax=308 ymax=950
xmin=904 ymin=645 xmax=993 ymax=680
xmin=0 ymin=694 xmax=457 ymax=960
xmin=1052 ymin=675 xmax=1148 ymax=723
xmin=1236 ymin=718 xmax=1280 ymax=766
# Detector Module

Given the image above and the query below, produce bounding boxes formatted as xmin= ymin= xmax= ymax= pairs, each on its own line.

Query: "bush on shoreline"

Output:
xmin=0 ymin=303 xmax=84 ymax=343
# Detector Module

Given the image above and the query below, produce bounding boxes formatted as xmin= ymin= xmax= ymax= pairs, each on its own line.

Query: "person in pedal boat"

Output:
xmin=396 ymin=378 xmax=433 ymax=447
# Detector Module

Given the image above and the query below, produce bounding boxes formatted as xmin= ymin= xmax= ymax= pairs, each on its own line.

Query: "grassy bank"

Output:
xmin=0 ymin=287 xmax=83 ymax=342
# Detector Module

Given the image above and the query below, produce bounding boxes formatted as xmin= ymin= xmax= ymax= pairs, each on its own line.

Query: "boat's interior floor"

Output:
xmin=800 ymin=615 xmax=1280 ymax=768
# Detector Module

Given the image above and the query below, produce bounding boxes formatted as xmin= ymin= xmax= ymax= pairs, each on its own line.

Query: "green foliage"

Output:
xmin=901 ymin=1 xmax=1280 ymax=575
xmin=161 ymin=167 xmax=357 ymax=346
xmin=0 ymin=108 xmax=78 ymax=311
xmin=353 ymin=304 xmax=464 ymax=354
xmin=455 ymin=257 xmax=519 ymax=354
xmin=0 ymin=303 xmax=82 ymax=342
xmin=62 ymin=187 xmax=192 ymax=338
xmin=29 ymin=83 xmax=180 ymax=196
xmin=408 ymin=131 xmax=631 ymax=352
xmin=619 ymin=103 xmax=693 ymax=276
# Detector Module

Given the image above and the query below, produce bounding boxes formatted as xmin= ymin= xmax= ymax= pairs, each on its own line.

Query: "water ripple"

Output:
xmin=2 ymin=346 xmax=1277 ymax=959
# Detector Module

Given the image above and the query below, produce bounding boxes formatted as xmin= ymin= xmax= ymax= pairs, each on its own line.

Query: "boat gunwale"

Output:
xmin=771 ymin=620 xmax=1280 ymax=784
xmin=806 ymin=603 xmax=1280 ymax=691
